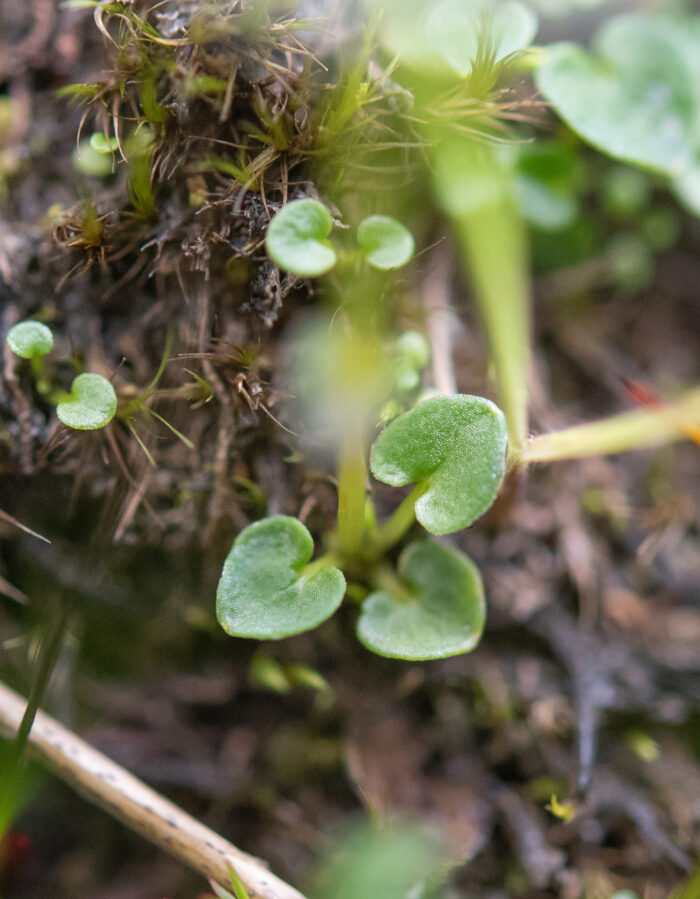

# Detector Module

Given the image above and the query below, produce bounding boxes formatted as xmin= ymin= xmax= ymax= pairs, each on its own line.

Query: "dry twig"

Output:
xmin=0 ymin=680 xmax=307 ymax=899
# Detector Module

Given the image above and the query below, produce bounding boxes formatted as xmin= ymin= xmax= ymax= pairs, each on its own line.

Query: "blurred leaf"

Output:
xmin=357 ymin=215 xmax=414 ymax=270
xmin=536 ymin=15 xmax=698 ymax=175
xmin=266 ymin=199 xmax=337 ymax=277
xmin=311 ymin=821 xmax=441 ymax=899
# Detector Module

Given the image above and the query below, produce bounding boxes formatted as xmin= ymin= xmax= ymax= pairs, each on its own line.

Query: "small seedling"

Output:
xmin=6 ymin=321 xmax=119 ymax=431
xmin=215 ymin=393 xmax=507 ymax=660
xmin=56 ymin=373 xmax=118 ymax=430
xmin=265 ymin=199 xmax=415 ymax=277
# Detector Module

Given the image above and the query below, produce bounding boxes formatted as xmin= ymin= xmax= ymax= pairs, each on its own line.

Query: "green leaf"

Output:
xmin=426 ymin=0 xmax=538 ymax=76
xmin=6 ymin=321 xmax=54 ymax=359
xmin=265 ymin=199 xmax=337 ymax=277
xmin=535 ymin=15 xmax=698 ymax=176
xmin=89 ymin=132 xmax=119 ymax=154
xmin=370 ymin=394 xmax=507 ymax=535
xmin=216 ymin=516 xmax=346 ymax=640
xmin=357 ymin=215 xmax=414 ymax=270
xmin=357 ymin=541 xmax=485 ymax=660
xmin=56 ymin=373 xmax=117 ymax=430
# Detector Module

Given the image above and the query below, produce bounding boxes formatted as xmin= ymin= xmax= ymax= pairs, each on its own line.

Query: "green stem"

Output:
xmin=302 ymin=553 xmax=340 ymax=579
xmin=336 ymin=433 xmax=368 ymax=559
xmin=370 ymin=566 xmax=414 ymax=604
xmin=0 ymin=603 xmax=69 ymax=837
xmin=30 ymin=355 xmax=51 ymax=396
xmin=373 ymin=483 xmax=426 ymax=554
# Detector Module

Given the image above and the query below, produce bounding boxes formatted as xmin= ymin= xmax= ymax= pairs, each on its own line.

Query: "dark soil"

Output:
xmin=0 ymin=2 xmax=699 ymax=898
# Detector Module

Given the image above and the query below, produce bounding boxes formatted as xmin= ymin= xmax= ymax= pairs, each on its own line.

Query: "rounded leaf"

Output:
xmin=265 ymin=199 xmax=337 ymax=277
xmin=536 ymin=16 xmax=697 ymax=176
xmin=216 ymin=516 xmax=346 ymax=640
xmin=357 ymin=215 xmax=414 ymax=270
xmin=6 ymin=321 xmax=54 ymax=359
xmin=370 ymin=394 xmax=507 ymax=535
xmin=56 ymin=373 xmax=117 ymax=430
xmin=357 ymin=541 xmax=485 ymax=660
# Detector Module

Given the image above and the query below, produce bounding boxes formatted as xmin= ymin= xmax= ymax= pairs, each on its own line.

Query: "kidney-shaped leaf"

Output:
xmin=216 ymin=516 xmax=346 ymax=640
xmin=536 ymin=15 xmax=697 ymax=176
xmin=370 ymin=394 xmax=507 ymax=535
xmin=6 ymin=320 xmax=54 ymax=359
xmin=357 ymin=540 xmax=485 ymax=660
xmin=265 ymin=198 xmax=337 ymax=277
xmin=56 ymin=373 xmax=117 ymax=430
xmin=357 ymin=215 xmax=415 ymax=270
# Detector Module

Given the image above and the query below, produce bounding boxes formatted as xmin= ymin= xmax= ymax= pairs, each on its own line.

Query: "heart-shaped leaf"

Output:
xmin=536 ymin=15 xmax=698 ymax=176
xmin=265 ymin=199 xmax=337 ymax=277
xmin=56 ymin=372 xmax=117 ymax=430
xmin=357 ymin=540 xmax=485 ymax=660
xmin=216 ymin=516 xmax=346 ymax=640
xmin=357 ymin=215 xmax=415 ymax=270
xmin=6 ymin=321 xmax=54 ymax=359
xmin=370 ymin=394 xmax=507 ymax=535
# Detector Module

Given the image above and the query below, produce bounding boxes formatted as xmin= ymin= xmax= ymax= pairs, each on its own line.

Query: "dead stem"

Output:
xmin=0 ymin=680 xmax=307 ymax=899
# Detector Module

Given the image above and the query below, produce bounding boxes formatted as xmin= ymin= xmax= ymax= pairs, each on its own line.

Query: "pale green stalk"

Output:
xmin=431 ymin=140 xmax=530 ymax=453
xmin=522 ymin=386 xmax=700 ymax=462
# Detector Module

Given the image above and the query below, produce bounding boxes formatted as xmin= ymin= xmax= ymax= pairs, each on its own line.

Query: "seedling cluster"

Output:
xmin=5 ymin=321 xmax=116 ymax=430
xmin=214 ymin=199 xmax=508 ymax=661
xmin=265 ymin=199 xmax=415 ymax=277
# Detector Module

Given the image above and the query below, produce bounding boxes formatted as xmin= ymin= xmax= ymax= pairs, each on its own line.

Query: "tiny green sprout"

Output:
xmin=89 ymin=132 xmax=119 ymax=154
xmin=265 ymin=199 xmax=337 ymax=277
xmin=357 ymin=540 xmax=485 ymax=660
xmin=370 ymin=394 xmax=508 ymax=535
xmin=6 ymin=321 xmax=53 ymax=360
xmin=356 ymin=215 xmax=415 ymax=270
xmin=216 ymin=516 xmax=346 ymax=640
xmin=56 ymin=372 xmax=117 ymax=430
